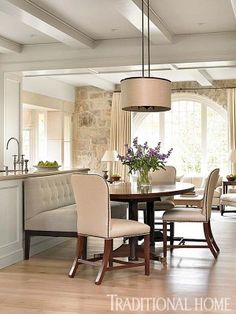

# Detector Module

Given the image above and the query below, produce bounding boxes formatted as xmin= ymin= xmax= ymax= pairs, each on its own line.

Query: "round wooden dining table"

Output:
xmin=109 ymin=181 xmax=194 ymax=262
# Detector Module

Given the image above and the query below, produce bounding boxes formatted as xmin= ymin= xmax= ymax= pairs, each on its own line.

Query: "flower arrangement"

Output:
xmin=118 ymin=137 xmax=173 ymax=186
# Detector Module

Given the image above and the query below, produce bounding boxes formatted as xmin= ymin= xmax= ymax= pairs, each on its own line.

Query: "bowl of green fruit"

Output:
xmin=34 ymin=161 xmax=61 ymax=171
xmin=226 ymin=174 xmax=236 ymax=182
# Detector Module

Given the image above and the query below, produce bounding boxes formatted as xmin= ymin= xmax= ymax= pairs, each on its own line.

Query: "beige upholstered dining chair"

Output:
xmin=138 ymin=166 xmax=176 ymax=244
xmin=162 ymin=168 xmax=220 ymax=260
xmin=151 ymin=165 xmax=177 ymax=209
xmin=69 ymin=174 xmax=150 ymax=285
xmin=138 ymin=166 xmax=176 ymax=212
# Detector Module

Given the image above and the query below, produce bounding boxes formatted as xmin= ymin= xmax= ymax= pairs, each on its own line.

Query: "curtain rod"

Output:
xmin=171 ymin=86 xmax=236 ymax=91
xmin=114 ymin=87 xmax=235 ymax=93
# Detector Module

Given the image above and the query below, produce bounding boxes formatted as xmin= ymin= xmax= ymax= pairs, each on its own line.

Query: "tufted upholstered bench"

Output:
xmin=24 ymin=173 xmax=127 ymax=259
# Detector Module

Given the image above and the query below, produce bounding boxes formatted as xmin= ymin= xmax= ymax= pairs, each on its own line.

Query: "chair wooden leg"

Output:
xmin=163 ymin=221 xmax=168 ymax=260
xmin=143 ymin=209 xmax=147 ymax=224
xmin=203 ymin=223 xmax=218 ymax=259
xmin=69 ymin=235 xmax=86 ymax=278
xmin=109 ymin=239 xmax=113 ymax=268
xmin=144 ymin=234 xmax=150 ymax=275
xmin=220 ymin=205 xmax=224 ymax=216
xmin=95 ymin=239 xmax=112 ymax=285
xmin=169 ymin=222 xmax=174 ymax=253
xmin=82 ymin=237 xmax=87 ymax=259
xmin=24 ymin=231 xmax=31 ymax=260
xmin=207 ymin=221 xmax=220 ymax=253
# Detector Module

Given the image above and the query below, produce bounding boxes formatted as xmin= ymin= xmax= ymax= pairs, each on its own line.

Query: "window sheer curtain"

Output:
xmin=110 ymin=92 xmax=131 ymax=181
xmin=227 ymin=88 xmax=236 ymax=173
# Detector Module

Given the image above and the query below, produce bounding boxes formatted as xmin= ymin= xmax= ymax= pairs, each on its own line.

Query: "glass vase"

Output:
xmin=137 ymin=168 xmax=151 ymax=187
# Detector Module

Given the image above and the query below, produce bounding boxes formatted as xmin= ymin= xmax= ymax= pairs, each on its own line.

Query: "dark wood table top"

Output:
xmin=109 ymin=182 xmax=194 ymax=202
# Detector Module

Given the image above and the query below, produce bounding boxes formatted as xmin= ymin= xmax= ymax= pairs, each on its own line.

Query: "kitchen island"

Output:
xmin=0 ymin=168 xmax=89 ymax=269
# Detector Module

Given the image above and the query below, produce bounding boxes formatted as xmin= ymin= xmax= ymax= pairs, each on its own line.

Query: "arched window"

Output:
xmin=132 ymin=93 xmax=228 ymax=174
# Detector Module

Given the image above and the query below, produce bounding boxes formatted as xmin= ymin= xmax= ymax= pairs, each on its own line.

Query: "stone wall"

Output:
xmin=72 ymin=86 xmax=113 ymax=172
xmin=171 ymin=80 xmax=236 ymax=110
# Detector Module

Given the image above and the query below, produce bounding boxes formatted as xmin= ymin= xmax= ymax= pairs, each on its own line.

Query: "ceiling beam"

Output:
xmin=168 ymin=64 xmax=179 ymax=70
xmin=132 ymin=0 xmax=173 ymax=43
xmin=0 ymin=32 xmax=235 ymax=72
xmin=0 ymin=35 xmax=22 ymax=53
xmin=190 ymin=69 xmax=213 ymax=86
xmin=113 ymin=0 xmax=172 ymax=44
xmin=86 ymin=74 xmax=115 ymax=91
xmin=169 ymin=65 xmax=213 ymax=86
xmin=2 ymin=0 xmax=95 ymax=48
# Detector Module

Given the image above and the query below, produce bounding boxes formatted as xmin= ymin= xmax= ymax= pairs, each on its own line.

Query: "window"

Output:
xmin=22 ymin=106 xmax=72 ymax=168
xmin=22 ymin=129 xmax=32 ymax=161
xmin=38 ymin=112 xmax=47 ymax=161
xmin=63 ymin=114 xmax=72 ymax=168
xmin=132 ymin=93 xmax=228 ymax=174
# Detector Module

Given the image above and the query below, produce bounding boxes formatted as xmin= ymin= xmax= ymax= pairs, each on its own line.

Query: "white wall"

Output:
xmin=22 ymin=76 xmax=75 ymax=103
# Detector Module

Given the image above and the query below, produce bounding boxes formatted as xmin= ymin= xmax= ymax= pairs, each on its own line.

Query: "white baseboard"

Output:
xmin=0 ymin=249 xmax=24 ymax=269
xmin=0 ymin=238 xmax=68 ymax=269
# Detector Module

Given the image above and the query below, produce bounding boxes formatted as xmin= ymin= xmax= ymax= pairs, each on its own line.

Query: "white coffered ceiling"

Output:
xmin=0 ymin=0 xmax=236 ymax=89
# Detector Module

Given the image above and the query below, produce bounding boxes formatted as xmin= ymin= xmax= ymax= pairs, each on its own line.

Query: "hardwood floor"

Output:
xmin=0 ymin=212 xmax=236 ymax=313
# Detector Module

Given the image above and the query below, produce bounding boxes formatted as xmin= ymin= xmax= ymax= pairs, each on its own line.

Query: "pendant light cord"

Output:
xmin=141 ymin=0 xmax=151 ymax=78
xmin=142 ymin=0 xmax=144 ymax=77
xmin=147 ymin=0 xmax=150 ymax=77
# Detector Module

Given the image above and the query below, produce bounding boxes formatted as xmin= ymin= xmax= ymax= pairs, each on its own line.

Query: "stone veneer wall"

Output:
xmin=72 ymin=87 xmax=113 ymax=172
xmin=73 ymin=80 xmax=236 ymax=171
xmin=171 ymin=80 xmax=236 ymax=110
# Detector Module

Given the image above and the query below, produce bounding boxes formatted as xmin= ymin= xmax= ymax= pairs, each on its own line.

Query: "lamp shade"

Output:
xmin=228 ymin=149 xmax=236 ymax=162
xmin=121 ymin=77 xmax=171 ymax=112
xmin=101 ymin=150 xmax=118 ymax=162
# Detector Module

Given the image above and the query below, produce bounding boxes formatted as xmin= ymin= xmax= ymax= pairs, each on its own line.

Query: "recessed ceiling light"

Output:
xmin=111 ymin=28 xmax=119 ymax=32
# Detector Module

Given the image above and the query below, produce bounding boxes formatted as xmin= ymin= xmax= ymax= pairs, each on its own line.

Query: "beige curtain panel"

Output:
xmin=110 ymin=92 xmax=131 ymax=181
xmin=227 ymin=88 xmax=236 ymax=173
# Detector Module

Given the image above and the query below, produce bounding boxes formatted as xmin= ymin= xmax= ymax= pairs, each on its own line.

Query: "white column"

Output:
xmin=4 ymin=73 xmax=22 ymax=168
xmin=0 ymin=71 xmax=4 ymax=168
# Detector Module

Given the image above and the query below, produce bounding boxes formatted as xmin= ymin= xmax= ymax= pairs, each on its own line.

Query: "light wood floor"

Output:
xmin=1 ymin=212 xmax=236 ymax=314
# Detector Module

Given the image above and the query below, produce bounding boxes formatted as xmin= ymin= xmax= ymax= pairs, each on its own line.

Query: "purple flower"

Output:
xmin=117 ymin=137 xmax=173 ymax=174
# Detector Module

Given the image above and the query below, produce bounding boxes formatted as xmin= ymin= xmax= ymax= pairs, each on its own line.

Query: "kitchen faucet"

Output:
xmin=6 ymin=137 xmax=24 ymax=171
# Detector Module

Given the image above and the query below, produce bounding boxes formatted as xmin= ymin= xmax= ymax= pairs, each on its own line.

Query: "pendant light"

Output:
xmin=121 ymin=0 xmax=171 ymax=112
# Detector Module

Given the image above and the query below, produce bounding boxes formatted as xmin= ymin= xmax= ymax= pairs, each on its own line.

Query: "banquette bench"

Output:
xmin=24 ymin=173 xmax=127 ymax=259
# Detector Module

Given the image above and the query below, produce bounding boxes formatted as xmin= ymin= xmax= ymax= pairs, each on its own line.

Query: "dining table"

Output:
xmin=109 ymin=181 xmax=195 ymax=263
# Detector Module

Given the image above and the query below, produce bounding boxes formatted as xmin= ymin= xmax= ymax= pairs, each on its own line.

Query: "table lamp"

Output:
xmin=228 ymin=149 xmax=236 ymax=173
xmin=101 ymin=150 xmax=118 ymax=181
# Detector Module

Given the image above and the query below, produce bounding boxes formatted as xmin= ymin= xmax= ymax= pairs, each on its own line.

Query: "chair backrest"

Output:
xmin=151 ymin=165 xmax=176 ymax=185
xmin=202 ymin=168 xmax=220 ymax=220
xmin=71 ymin=174 xmax=111 ymax=238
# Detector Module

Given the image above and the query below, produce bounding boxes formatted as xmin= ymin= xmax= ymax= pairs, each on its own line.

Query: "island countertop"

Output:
xmin=0 ymin=168 xmax=90 ymax=181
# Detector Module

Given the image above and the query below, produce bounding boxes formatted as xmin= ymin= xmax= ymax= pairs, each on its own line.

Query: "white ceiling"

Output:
xmin=30 ymin=0 xmax=141 ymax=40
xmin=0 ymin=0 xmax=236 ymax=89
xmin=151 ymin=0 xmax=236 ymax=34
xmin=0 ymin=11 xmax=57 ymax=44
